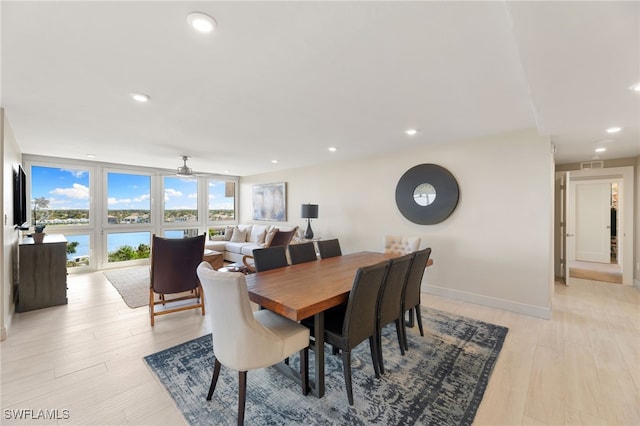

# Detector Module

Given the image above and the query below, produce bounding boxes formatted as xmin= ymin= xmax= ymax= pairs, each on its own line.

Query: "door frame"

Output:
xmin=564 ymin=166 xmax=634 ymax=286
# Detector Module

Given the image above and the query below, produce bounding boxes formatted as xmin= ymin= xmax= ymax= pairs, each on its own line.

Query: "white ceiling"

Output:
xmin=2 ymin=1 xmax=639 ymax=176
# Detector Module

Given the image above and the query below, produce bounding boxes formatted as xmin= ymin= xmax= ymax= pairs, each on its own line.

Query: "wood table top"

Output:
xmin=246 ymin=251 xmax=394 ymax=321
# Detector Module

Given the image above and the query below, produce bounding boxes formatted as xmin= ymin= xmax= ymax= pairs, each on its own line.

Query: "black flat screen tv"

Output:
xmin=13 ymin=164 xmax=27 ymax=227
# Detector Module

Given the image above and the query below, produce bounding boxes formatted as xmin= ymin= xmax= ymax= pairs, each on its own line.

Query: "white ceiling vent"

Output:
xmin=580 ymin=160 xmax=604 ymax=170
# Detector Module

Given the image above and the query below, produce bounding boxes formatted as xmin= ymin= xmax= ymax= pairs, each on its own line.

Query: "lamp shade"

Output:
xmin=301 ymin=204 xmax=319 ymax=219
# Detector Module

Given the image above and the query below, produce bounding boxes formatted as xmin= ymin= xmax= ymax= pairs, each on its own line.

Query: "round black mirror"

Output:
xmin=395 ymin=164 xmax=459 ymax=224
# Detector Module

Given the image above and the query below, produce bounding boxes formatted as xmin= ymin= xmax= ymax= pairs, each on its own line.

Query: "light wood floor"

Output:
xmin=569 ymin=260 xmax=623 ymax=284
xmin=1 ymin=272 xmax=638 ymax=425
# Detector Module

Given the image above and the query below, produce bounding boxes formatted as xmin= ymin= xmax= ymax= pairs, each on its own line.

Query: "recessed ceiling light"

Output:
xmin=87 ymin=154 xmax=96 ymax=158
xmin=595 ymin=147 xmax=607 ymax=153
xmin=405 ymin=129 xmax=418 ymax=136
xmin=328 ymin=147 xmax=337 ymax=152
xmin=187 ymin=12 xmax=216 ymax=33
xmin=606 ymin=127 xmax=622 ymax=133
xmin=629 ymin=82 xmax=640 ymax=92
xmin=130 ymin=93 xmax=150 ymax=103
xmin=271 ymin=160 xmax=278 ymax=164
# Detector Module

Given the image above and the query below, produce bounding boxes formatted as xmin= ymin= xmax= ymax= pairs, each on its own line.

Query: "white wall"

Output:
xmin=239 ymin=129 xmax=554 ymax=318
xmin=1 ymin=109 xmax=22 ymax=340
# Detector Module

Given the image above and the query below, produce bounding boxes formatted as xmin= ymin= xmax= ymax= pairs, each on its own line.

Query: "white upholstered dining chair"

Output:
xmin=196 ymin=262 xmax=309 ymax=425
xmin=383 ymin=235 xmax=421 ymax=255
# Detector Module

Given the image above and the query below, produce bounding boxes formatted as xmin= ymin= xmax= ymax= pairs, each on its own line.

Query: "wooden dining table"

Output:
xmin=245 ymin=251 xmax=394 ymax=398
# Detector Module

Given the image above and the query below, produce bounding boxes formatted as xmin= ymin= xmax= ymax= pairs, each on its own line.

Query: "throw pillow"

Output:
xmin=224 ymin=226 xmax=235 ymax=241
xmin=249 ymin=225 xmax=268 ymax=244
xmin=264 ymin=228 xmax=278 ymax=246
xmin=230 ymin=227 xmax=247 ymax=243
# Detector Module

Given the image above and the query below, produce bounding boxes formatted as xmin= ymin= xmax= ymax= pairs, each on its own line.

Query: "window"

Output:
xmin=208 ymin=180 xmax=235 ymax=221
xmin=65 ymin=233 xmax=90 ymax=269
xmin=107 ymin=172 xmax=151 ymax=225
xmin=163 ymin=229 xmax=200 ymax=239
xmin=26 ymin=155 xmax=239 ymax=270
xmin=164 ymin=177 xmax=198 ymax=224
xmin=30 ymin=165 xmax=90 ymax=227
xmin=107 ymin=231 xmax=151 ymax=263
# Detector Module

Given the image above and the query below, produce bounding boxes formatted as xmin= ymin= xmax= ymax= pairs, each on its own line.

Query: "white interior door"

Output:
xmin=573 ymin=181 xmax=611 ymax=263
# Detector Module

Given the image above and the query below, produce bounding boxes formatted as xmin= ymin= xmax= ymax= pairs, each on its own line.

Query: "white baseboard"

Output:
xmin=423 ymin=284 xmax=552 ymax=320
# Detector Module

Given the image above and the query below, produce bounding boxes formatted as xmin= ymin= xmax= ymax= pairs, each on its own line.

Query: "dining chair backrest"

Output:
xmin=150 ymin=233 xmax=205 ymax=295
xmin=317 ymin=238 xmax=342 ymax=259
xmin=378 ymin=254 xmax=413 ymax=326
xmin=383 ymin=235 xmax=421 ymax=255
xmin=288 ymin=242 xmax=317 ymax=265
xmin=268 ymin=226 xmax=299 ymax=248
xmin=404 ymin=247 xmax=432 ymax=310
xmin=341 ymin=261 xmax=389 ymax=344
xmin=252 ymin=245 xmax=289 ymax=272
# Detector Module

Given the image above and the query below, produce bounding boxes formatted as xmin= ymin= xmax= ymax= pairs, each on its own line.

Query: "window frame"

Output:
xmin=23 ymin=155 xmax=240 ymax=271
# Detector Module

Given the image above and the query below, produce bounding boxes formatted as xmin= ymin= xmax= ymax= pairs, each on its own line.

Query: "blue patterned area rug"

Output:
xmin=144 ymin=308 xmax=508 ymax=426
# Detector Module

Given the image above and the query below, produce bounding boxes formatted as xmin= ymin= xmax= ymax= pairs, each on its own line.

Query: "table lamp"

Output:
xmin=301 ymin=203 xmax=319 ymax=239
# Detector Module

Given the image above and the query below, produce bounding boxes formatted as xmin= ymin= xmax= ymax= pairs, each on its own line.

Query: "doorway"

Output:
xmin=557 ymin=166 xmax=634 ymax=287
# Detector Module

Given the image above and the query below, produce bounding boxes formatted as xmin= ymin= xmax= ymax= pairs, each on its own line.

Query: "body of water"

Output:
xmin=64 ymin=230 xmax=191 ymax=261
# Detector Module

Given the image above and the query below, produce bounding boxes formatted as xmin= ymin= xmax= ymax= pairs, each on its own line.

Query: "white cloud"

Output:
xmin=164 ymin=188 xmax=182 ymax=197
xmin=188 ymin=193 xmax=198 ymax=199
xmin=50 ymin=183 xmax=89 ymax=199
xmin=134 ymin=193 xmax=150 ymax=203
xmin=61 ymin=168 xmax=88 ymax=179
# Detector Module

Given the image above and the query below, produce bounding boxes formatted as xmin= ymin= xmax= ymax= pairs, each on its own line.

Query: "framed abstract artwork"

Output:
xmin=252 ymin=182 xmax=287 ymax=221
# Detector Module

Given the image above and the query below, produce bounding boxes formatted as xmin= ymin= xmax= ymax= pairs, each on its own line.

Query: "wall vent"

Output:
xmin=580 ymin=160 xmax=604 ymax=170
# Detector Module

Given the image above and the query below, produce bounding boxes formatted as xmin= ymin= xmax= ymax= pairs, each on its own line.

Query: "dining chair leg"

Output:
xmin=206 ymin=358 xmax=222 ymax=400
xmin=238 ymin=370 xmax=247 ymax=426
xmin=374 ymin=330 xmax=385 ymax=376
xmin=199 ymin=284 xmax=205 ymax=316
xmin=402 ymin=313 xmax=409 ymax=351
xmin=149 ymin=289 xmax=155 ymax=326
xmin=415 ymin=306 xmax=424 ymax=336
xmin=395 ymin=319 xmax=405 ymax=356
xmin=341 ymin=351 xmax=354 ymax=406
xmin=300 ymin=347 xmax=309 ymax=395
xmin=407 ymin=309 xmax=415 ymax=328
xmin=369 ymin=335 xmax=381 ymax=378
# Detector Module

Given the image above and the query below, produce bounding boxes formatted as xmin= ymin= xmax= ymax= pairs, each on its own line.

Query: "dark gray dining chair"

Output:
xmin=252 ymin=245 xmax=289 ymax=272
xmin=302 ymin=261 xmax=389 ymax=405
xmin=288 ymin=242 xmax=317 ymax=265
xmin=402 ymin=247 xmax=432 ymax=350
xmin=376 ymin=254 xmax=413 ymax=374
xmin=317 ymin=238 xmax=342 ymax=259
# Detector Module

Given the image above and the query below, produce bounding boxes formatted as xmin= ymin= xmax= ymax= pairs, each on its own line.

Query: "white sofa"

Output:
xmin=205 ymin=224 xmax=299 ymax=263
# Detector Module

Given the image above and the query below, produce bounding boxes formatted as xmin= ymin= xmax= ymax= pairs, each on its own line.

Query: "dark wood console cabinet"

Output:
xmin=17 ymin=234 xmax=68 ymax=312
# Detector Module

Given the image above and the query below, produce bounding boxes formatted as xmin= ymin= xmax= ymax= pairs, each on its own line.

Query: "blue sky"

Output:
xmin=31 ymin=166 xmax=233 ymax=211
xmin=31 ymin=166 xmax=90 ymax=210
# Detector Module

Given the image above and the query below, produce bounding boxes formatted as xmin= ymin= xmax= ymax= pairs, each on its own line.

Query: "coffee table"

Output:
xmin=218 ymin=262 xmax=253 ymax=274
xmin=202 ymin=249 xmax=224 ymax=270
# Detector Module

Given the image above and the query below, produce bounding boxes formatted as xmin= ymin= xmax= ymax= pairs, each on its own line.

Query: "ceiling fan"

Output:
xmin=176 ymin=155 xmax=196 ymax=177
